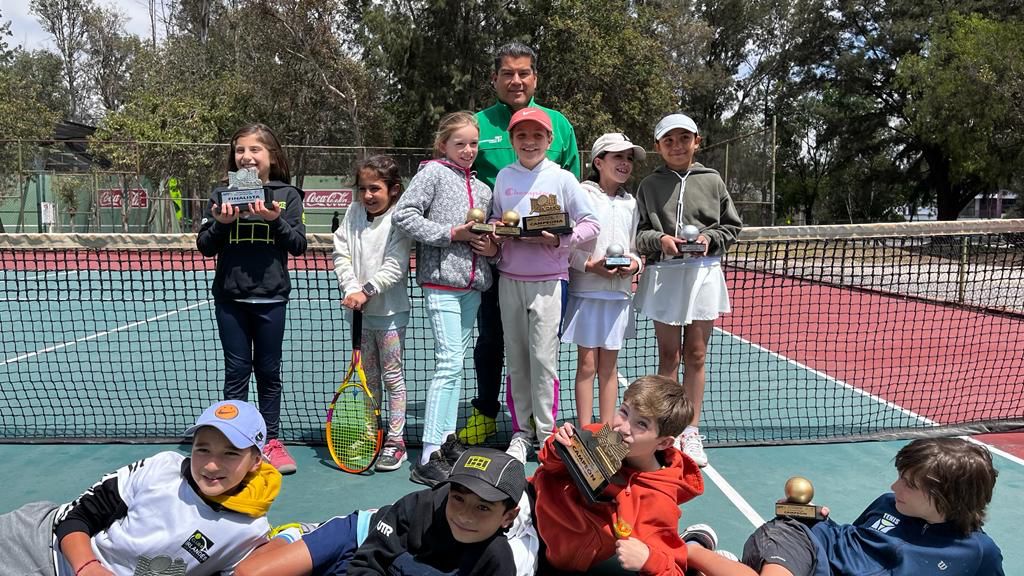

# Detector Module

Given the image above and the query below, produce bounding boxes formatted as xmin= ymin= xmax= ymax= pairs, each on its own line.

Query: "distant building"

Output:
xmin=903 ymin=189 xmax=1018 ymax=221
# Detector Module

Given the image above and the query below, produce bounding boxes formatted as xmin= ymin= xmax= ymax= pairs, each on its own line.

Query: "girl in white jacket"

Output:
xmin=332 ymin=155 xmax=413 ymax=472
xmin=562 ymin=133 xmax=645 ymax=426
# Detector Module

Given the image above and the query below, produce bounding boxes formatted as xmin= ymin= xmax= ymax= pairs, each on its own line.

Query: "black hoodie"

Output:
xmin=196 ymin=180 xmax=307 ymax=301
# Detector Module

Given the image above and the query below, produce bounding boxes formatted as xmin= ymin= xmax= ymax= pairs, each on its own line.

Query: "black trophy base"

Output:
xmin=671 ymin=242 xmax=706 ymax=258
xmin=218 ymin=187 xmax=267 ymax=208
xmin=554 ymin=428 xmax=611 ymax=504
xmin=775 ymin=502 xmax=825 ymax=521
xmin=522 ymin=213 xmax=572 ymax=237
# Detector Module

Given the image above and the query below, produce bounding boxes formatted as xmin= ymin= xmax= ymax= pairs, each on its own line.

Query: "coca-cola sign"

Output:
xmin=304 ymin=189 xmax=353 ymax=209
xmin=98 ymin=188 xmax=149 ymax=208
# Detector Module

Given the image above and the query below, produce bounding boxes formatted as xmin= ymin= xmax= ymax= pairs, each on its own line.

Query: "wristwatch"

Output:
xmin=362 ymin=282 xmax=378 ymax=298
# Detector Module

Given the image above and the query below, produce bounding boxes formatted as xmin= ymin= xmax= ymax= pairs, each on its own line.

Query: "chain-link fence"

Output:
xmin=1 ymin=129 xmax=775 ymax=233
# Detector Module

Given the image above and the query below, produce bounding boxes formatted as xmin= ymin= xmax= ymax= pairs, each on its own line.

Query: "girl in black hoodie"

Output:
xmin=197 ymin=123 xmax=307 ymax=474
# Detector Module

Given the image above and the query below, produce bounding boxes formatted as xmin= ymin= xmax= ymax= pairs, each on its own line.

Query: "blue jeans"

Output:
xmin=422 ymin=288 xmax=481 ymax=445
xmin=215 ymin=300 xmax=287 ymax=439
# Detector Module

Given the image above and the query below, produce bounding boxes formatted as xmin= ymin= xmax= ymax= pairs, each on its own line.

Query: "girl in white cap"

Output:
xmin=562 ymin=133 xmax=646 ymax=426
xmin=634 ymin=113 xmax=743 ymax=468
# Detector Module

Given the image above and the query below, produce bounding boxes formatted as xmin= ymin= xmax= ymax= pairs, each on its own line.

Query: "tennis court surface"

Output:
xmin=1 ymin=220 xmax=1022 ymax=571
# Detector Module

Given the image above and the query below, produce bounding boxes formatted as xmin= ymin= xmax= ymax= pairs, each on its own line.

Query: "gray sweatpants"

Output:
xmin=0 ymin=501 xmax=62 ymax=576
xmin=499 ymin=277 xmax=564 ymax=441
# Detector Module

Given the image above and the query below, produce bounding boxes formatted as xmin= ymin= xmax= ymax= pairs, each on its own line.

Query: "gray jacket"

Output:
xmin=392 ymin=160 xmax=494 ymax=291
xmin=635 ymin=163 xmax=743 ymax=261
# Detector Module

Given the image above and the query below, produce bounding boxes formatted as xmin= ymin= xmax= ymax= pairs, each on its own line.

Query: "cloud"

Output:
xmin=5 ymin=0 xmax=157 ymax=51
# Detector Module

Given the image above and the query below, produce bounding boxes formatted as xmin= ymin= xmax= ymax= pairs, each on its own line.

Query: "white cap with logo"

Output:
xmin=654 ymin=113 xmax=699 ymax=140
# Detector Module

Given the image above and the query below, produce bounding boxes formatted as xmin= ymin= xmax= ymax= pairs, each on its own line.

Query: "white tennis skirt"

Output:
xmin=635 ymin=258 xmax=730 ymax=326
xmin=560 ymin=294 xmax=635 ymax=350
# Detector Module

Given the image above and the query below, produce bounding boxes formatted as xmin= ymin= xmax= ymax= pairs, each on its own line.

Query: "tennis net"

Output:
xmin=1 ymin=220 xmax=1022 ymax=446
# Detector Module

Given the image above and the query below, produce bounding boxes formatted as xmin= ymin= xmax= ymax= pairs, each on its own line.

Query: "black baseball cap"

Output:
xmin=443 ymin=448 xmax=527 ymax=503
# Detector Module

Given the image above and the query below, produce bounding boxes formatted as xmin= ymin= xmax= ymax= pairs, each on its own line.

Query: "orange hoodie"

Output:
xmin=531 ymin=424 xmax=704 ymax=575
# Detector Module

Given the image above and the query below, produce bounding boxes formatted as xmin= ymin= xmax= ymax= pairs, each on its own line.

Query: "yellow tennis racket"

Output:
xmin=326 ymin=310 xmax=384 ymax=473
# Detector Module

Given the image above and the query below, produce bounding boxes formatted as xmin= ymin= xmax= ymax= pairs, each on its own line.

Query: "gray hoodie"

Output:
xmin=392 ymin=160 xmax=494 ymax=291
xmin=635 ymin=162 xmax=743 ymax=261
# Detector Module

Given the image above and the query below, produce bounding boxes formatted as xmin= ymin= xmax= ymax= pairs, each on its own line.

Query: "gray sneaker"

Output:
xmin=680 ymin=523 xmax=718 ymax=550
xmin=375 ymin=442 xmax=408 ymax=472
xmin=506 ymin=432 xmax=534 ymax=464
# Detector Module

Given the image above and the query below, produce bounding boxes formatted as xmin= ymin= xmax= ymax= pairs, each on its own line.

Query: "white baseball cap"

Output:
xmin=591 ymin=133 xmax=646 ymax=162
xmin=184 ymin=400 xmax=267 ymax=450
xmin=654 ymin=114 xmax=699 ymax=140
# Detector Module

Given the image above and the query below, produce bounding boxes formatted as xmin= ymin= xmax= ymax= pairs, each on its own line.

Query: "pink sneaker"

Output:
xmin=263 ymin=439 xmax=297 ymax=474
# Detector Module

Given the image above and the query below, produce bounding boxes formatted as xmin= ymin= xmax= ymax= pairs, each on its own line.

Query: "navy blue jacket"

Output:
xmin=196 ymin=181 xmax=306 ymax=301
xmin=806 ymin=493 xmax=1003 ymax=575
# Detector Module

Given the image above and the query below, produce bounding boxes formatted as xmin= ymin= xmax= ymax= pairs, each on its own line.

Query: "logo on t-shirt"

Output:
xmin=869 ymin=513 xmax=900 ymax=534
xmin=181 ymin=530 xmax=215 ymax=563
xmin=134 ymin=554 xmax=186 ymax=575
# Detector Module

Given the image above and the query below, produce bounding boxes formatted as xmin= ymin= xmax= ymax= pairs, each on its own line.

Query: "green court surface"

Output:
xmin=1 ymin=438 xmax=1021 ymax=573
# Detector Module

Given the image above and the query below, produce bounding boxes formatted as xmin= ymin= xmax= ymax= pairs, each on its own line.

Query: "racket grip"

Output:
xmin=351 ymin=310 xmax=362 ymax=346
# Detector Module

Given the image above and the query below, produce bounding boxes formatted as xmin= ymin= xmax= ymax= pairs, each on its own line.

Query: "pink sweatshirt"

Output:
xmin=491 ymin=159 xmax=600 ymax=281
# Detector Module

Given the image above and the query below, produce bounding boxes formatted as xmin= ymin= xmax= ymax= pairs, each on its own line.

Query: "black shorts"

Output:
xmin=741 ymin=517 xmax=817 ymax=576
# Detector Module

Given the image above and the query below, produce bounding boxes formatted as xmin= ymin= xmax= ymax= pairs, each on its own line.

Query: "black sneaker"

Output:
xmin=409 ymin=457 xmax=452 ymax=487
xmin=438 ymin=433 xmax=467 ymax=465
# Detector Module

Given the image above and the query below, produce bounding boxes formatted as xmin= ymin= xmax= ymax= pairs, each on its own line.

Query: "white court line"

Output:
xmin=712 ymin=327 xmax=1024 ymax=469
xmin=703 ymin=463 xmax=765 ymax=528
xmin=3 ymin=300 xmax=212 ymax=365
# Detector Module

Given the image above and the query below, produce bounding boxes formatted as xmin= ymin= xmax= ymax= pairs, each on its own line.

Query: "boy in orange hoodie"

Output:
xmin=517 ymin=374 xmax=704 ymax=575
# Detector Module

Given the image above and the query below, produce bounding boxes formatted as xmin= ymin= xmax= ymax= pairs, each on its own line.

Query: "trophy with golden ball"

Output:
xmin=493 ymin=210 xmax=522 ymax=237
xmin=466 ymin=207 xmax=495 ymax=234
xmin=775 ymin=476 xmax=825 ymax=520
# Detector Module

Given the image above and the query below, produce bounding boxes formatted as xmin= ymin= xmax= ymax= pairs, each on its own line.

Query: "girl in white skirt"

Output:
xmin=634 ymin=113 xmax=743 ymax=467
xmin=563 ymin=133 xmax=645 ymax=426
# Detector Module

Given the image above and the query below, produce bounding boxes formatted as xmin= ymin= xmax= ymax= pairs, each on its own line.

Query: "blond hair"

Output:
xmin=433 ymin=111 xmax=479 ymax=159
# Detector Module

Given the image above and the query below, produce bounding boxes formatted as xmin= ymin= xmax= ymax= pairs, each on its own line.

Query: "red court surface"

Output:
xmin=720 ymin=269 xmax=1024 ymax=456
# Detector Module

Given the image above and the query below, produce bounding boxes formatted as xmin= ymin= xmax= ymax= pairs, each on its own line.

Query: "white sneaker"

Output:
xmin=680 ymin=523 xmax=718 ymax=550
xmin=716 ymin=549 xmax=739 ymax=561
xmin=681 ymin=431 xmax=708 ymax=467
xmin=506 ymin=432 xmax=533 ymax=464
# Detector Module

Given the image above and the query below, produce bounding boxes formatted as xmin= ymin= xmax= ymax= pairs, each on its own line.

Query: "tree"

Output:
xmin=84 ymin=4 xmax=143 ymax=114
xmin=31 ymin=0 xmax=94 ymax=122
xmin=897 ymin=15 xmax=1024 ymax=219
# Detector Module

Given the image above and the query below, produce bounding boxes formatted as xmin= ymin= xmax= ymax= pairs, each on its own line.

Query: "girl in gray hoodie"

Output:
xmin=392 ymin=111 xmax=499 ymax=486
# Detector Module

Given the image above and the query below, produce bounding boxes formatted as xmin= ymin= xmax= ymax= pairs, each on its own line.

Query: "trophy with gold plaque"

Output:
xmin=466 ymin=207 xmax=495 ymax=234
xmin=555 ymin=424 xmax=631 ymax=504
xmin=775 ymin=476 xmax=825 ymax=520
xmin=521 ymin=194 xmax=573 ymax=237
xmin=493 ymin=210 xmax=522 ymax=237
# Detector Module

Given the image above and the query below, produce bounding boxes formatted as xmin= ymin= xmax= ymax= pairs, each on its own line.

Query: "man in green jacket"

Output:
xmin=456 ymin=41 xmax=581 ymax=451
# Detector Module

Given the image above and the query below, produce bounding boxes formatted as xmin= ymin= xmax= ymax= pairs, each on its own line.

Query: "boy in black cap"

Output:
xmin=236 ymin=447 xmax=525 ymax=576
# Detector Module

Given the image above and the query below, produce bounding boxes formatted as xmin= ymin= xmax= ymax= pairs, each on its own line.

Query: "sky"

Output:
xmin=4 ymin=0 xmax=154 ymax=51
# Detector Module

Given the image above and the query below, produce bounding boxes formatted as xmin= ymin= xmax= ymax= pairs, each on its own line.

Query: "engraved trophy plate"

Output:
xmin=221 ymin=167 xmax=266 ymax=207
xmin=494 ymin=210 xmax=522 ymax=237
xmin=521 ymin=194 xmax=572 ymax=236
xmin=674 ymin=223 xmax=705 ymax=255
xmin=775 ymin=476 xmax=825 ymax=520
xmin=555 ymin=424 xmax=630 ymax=504
xmin=604 ymin=243 xmax=632 ymax=268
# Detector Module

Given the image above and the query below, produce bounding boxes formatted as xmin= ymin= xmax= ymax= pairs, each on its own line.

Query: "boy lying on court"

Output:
xmin=683 ymin=437 xmax=1004 ymax=576
xmin=235 ymin=447 xmax=525 ymax=576
xmin=0 ymin=399 xmax=281 ymax=576
xmin=509 ymin=374 xmax=705 ymax=575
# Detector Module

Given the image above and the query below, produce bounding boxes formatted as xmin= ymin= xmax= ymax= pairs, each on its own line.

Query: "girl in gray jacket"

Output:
xmin=392 ymin=111 xmax=499 ymax=486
